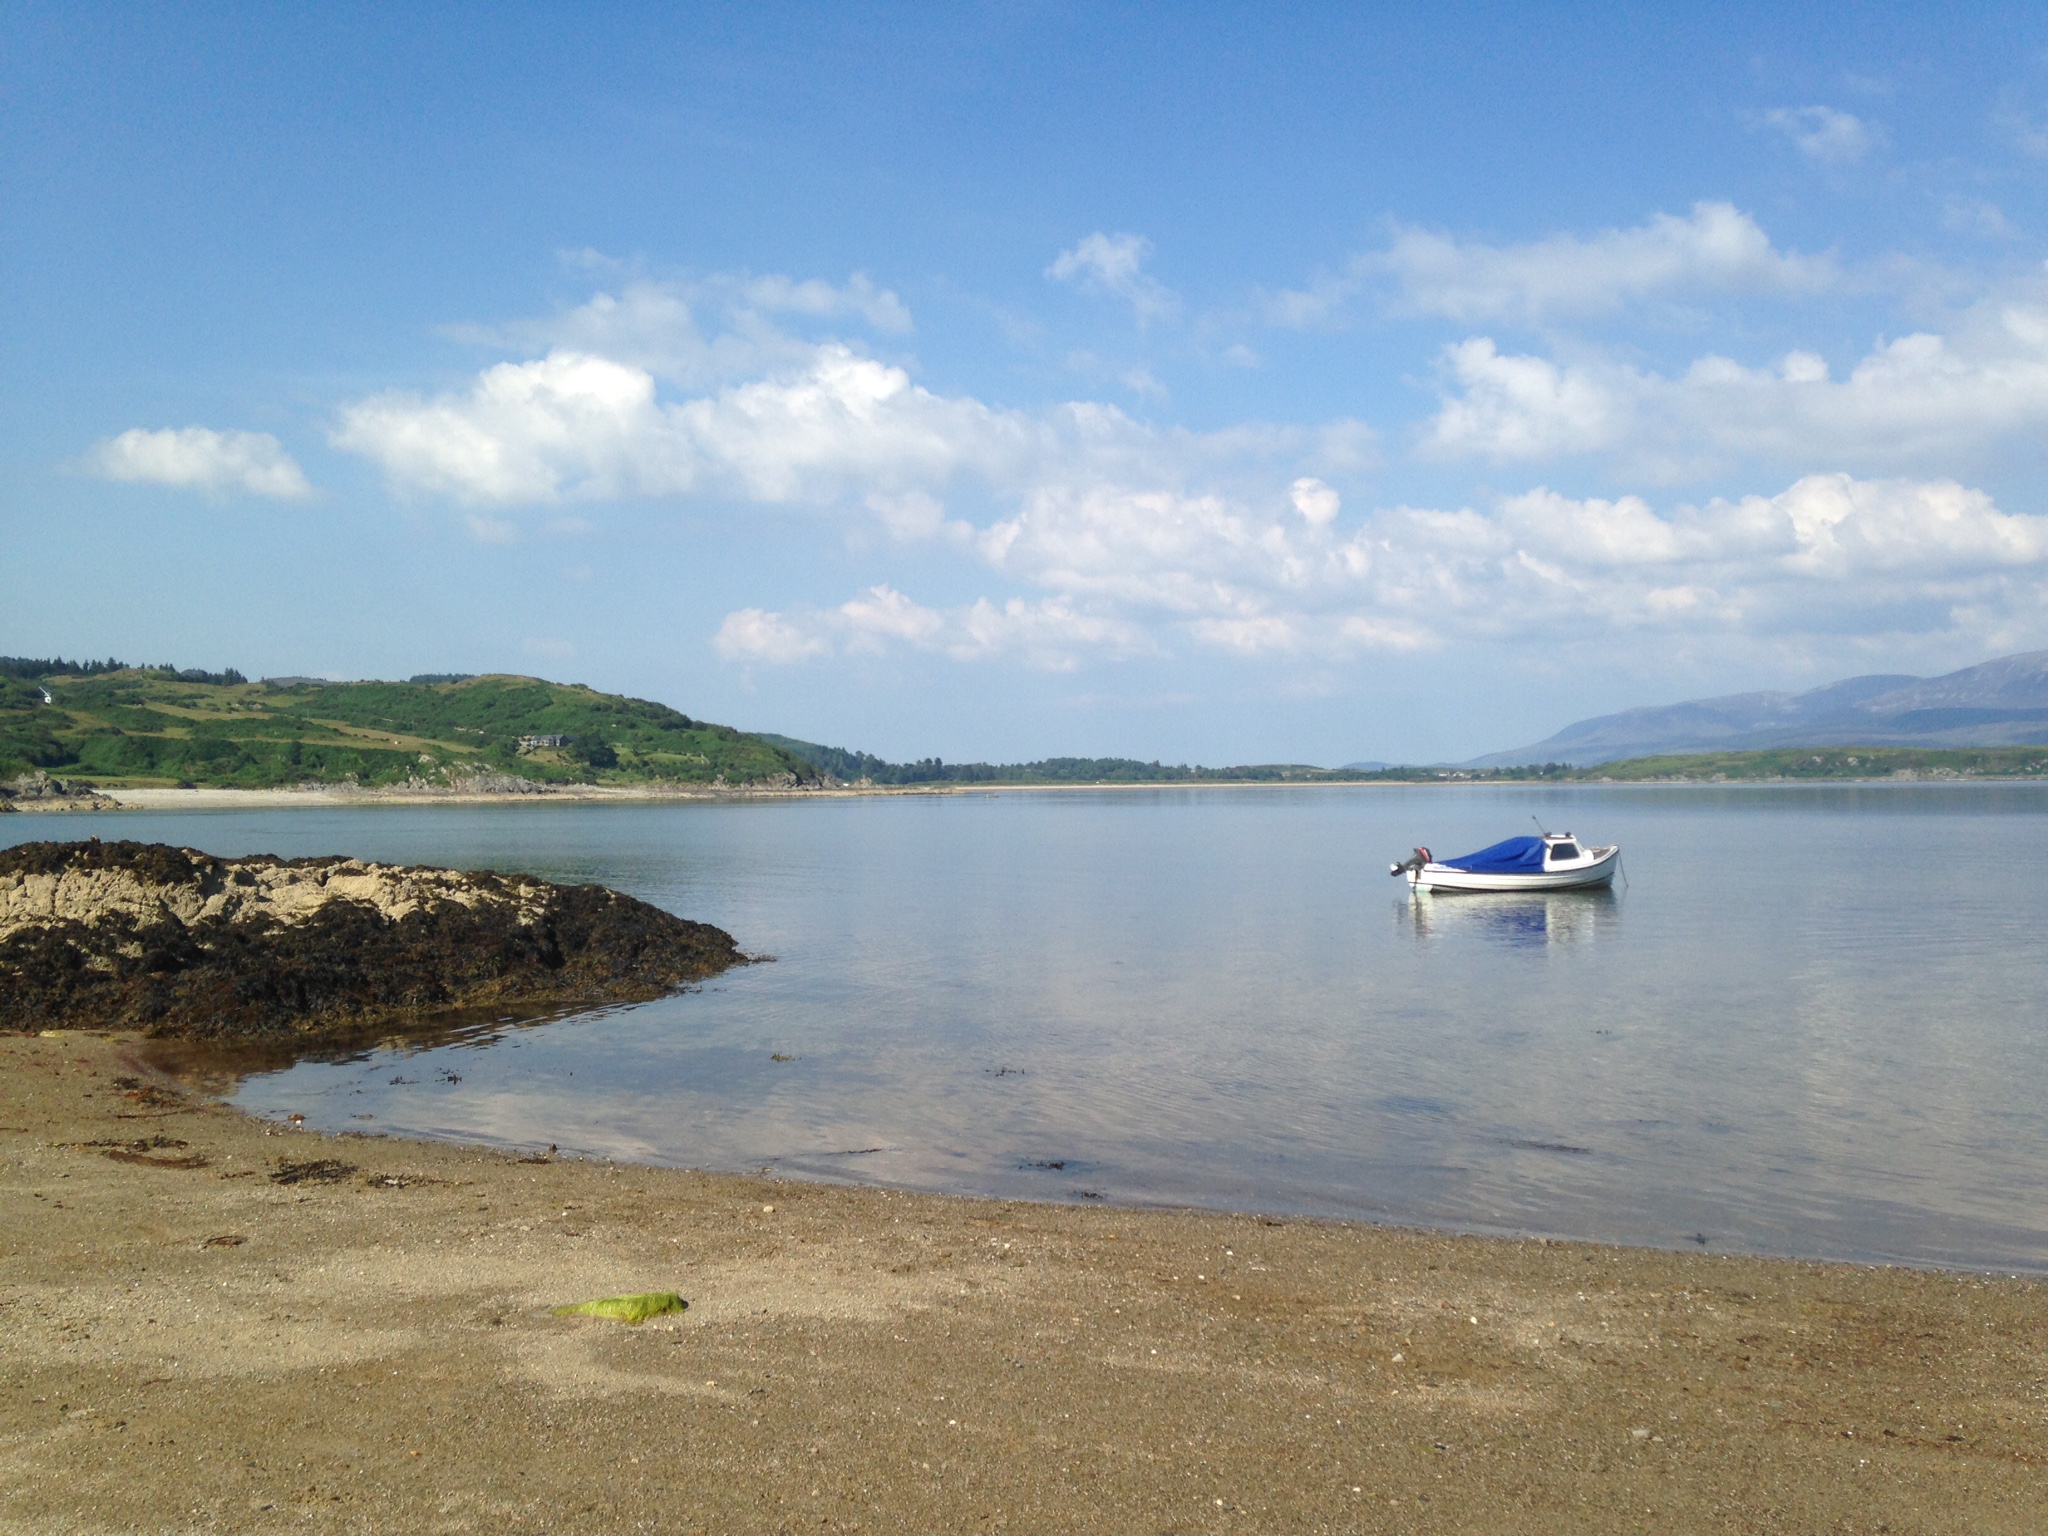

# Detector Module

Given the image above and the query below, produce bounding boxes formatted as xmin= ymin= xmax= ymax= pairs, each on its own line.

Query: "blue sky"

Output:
xmin=9 ymin=4 xmax=2048 ymax=763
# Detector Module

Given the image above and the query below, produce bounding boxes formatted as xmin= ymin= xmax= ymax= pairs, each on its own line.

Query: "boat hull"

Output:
xmin=1407 ymin=845 xmax=1620 ymax=893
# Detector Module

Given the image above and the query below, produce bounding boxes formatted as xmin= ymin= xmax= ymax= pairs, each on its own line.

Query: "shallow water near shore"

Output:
xmin=15 ymin=784 xmax=2048 ymax=1270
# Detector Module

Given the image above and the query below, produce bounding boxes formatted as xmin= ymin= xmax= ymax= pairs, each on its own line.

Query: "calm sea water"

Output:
xmin=13 ymin=786 xmax=2048 ymax=1270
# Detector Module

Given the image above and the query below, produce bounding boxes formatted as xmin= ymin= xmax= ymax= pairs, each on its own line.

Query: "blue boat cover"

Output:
xmin=1440 ymin=835 xmax=1547 ymax=873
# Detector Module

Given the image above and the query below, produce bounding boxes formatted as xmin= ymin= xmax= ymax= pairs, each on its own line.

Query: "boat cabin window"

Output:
xmin=1547 ymin=842 xmax=1580 ymax=861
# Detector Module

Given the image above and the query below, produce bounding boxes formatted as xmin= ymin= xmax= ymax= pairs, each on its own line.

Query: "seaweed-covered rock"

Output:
xmin=0 ymin=840 xmax=744 ymax=1041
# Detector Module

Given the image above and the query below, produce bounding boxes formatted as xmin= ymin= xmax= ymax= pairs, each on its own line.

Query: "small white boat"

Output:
xmin=1391 ymin=833 xmax=1620 ymax=893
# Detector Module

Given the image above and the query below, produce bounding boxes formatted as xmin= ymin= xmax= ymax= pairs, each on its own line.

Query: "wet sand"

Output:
xmin=4 ymin=1031 xmax=2044 ymax=1534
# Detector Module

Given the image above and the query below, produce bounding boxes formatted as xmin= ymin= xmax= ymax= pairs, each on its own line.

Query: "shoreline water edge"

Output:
xmin=13 ymin=774 xmax=2048 ymax=816
xmin=6 ymin=1027 xmax=2047 ymax=1531
xmin=7 ymin=828 xmax=2047 ymax=1528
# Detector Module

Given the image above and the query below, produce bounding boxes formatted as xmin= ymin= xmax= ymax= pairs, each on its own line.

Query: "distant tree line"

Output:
xmin=1428 ymin=762 xmax=1577 ymax=781
xmin=0 ymin=657 xmax=246 ymax=686
xmin=758 ymin=735 xmax=1594 ymax=785
xmin=764 ymin=736 xmax=1416 ymax=784
xmin=147 ymin=666 xmax=249 ymax=686
xmin=1 ymin=656 xmax=131 ymax=680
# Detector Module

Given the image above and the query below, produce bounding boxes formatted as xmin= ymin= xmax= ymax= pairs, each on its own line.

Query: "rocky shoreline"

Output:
xmin=0 ymin=840 xmax=745 ymax=1042
xmin=0 ymin=772 xmax=121 ymax=813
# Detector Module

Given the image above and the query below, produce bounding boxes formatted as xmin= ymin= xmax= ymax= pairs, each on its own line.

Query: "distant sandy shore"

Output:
xmin=46 ymin=781 xmax=1394 ymax=813
xmin=11 ymin=777 xmax=2033 ymax=814
xmin=100 ymin=783 xmax=835 ymax=810
xmin=4 ymin=1028 xmax=2044 ymax=1533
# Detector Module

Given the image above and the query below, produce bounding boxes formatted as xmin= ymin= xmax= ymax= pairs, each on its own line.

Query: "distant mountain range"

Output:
xmin=1469 ymin=650 xmax=2048 ymax=767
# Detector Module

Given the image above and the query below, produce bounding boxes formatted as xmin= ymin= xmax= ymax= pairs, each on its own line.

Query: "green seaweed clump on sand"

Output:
xmin=552 ymin=1292 xmax=688 ymax=1323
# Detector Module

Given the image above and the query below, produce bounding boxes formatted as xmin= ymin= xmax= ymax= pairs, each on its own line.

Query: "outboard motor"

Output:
xmin=1389 ymin=846 xmax=1432 ymax=877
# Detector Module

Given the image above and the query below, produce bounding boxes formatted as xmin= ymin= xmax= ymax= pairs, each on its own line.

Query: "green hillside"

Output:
xmin=0 ymin=661 xmax=816 ymax=789
xmin=1583 ymin=745 xmax=2048 ymax=781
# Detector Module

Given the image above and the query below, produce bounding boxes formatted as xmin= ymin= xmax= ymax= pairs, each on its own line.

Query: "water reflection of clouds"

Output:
xmin=1398 ymin=888 xmax=1622 ymax=949
xmin=95 ymin=785 xmax=2048 ymax=1271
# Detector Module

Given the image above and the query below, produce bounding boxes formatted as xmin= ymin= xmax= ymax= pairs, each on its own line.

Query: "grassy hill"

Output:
xmin=1582 ymin=745 xmax=2048 ymax=781
xmin=0 ymin=661 xmax=816 ymax=790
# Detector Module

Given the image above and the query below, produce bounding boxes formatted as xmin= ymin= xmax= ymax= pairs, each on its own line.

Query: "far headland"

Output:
xmin=8 ymin=648 xmax=2048 ymax=808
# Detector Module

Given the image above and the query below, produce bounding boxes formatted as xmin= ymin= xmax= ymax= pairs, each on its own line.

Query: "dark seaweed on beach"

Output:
xmin=270 ymin=1158 xmax=357 ymax=1185
xmin=0 ymin=840 xmax=747 ymax=1043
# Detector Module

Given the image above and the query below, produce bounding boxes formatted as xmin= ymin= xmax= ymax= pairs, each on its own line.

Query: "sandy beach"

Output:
xmin=22 ymin=776 xmax=2025 ymax=816
xmin=68 ymin=782 xmax=1365 ymax=813
xmin=89 ymin=785 xmax=840 ymax=812
xmin=3 ymin=1031 xmax=2044 ymax=1534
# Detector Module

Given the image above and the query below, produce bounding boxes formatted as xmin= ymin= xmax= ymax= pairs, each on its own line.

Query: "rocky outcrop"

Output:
xmin=441 ymin=769 xmax=554 ymax=795
xmin=1 ymin=773 xmax=120 ymax=812
xmin=0 ymin=840 xmax=745 ymax=1041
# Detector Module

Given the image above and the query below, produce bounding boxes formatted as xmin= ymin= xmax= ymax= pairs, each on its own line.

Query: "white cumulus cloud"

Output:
xmin=713 ymin=607 xmax=835 ymax=666
xmin=335 ymin=352 xmax=675 ymax=504
xmin=445 ymin=272 xmax=913 ymax=389
xmin=1290 ymin=477 xmax=1340 ymax=526
xmin=719 ymin=474 xmax=2048 ymax=670
xmin=333 ymin=283 xmax=1366 ymax=526
xmin=86 ymin=427 xmax=311 ymax=498
xmin=1383 ymin=202 xmax=1831 ymax=323
xmin=1266 ymin=202 xmax=1832 ymax=327
xmin=1374 ymin=474 xmax=2048 ymax=643
xmin=1760 ymin=106 xmax=1879 ymax=166
xmin=975 ymin=483 xmax=1349 ymax=627
xmin=1422 ymin=339 xmax=1626 ymax=461
xmin=319 ymin=261 xmax=2048 ymax=676
xmin=1047 ymin=232 xmax=1182 ymax=325
xmin=734 ymin=272 xmax=912 ymax=332
xmin=1420 ymin=282 xmax=2048 ymax=476
xmin=716 ymin=585 xmax=1154 ymax=671
xmin=334 ymin=345 xmax=1043 ymax=508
